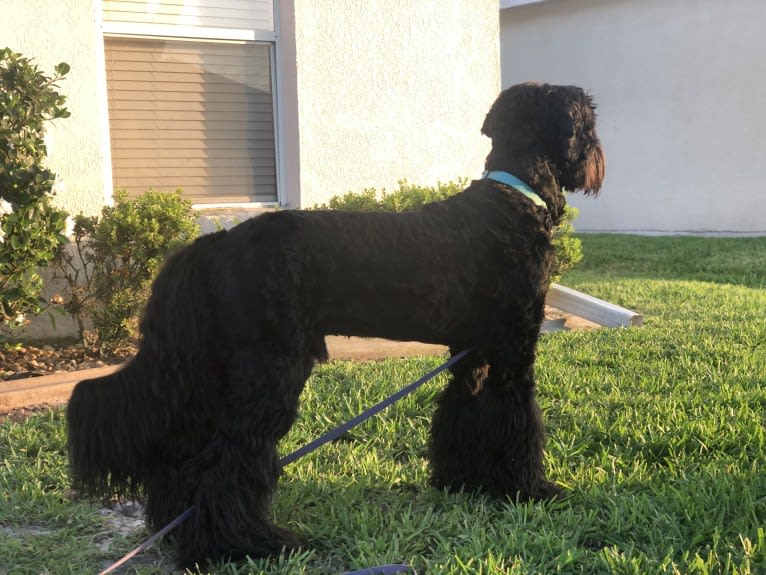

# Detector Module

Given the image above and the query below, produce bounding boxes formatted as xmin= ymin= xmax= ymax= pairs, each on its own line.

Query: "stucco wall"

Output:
xmin=291 ymin=0 xmax=500 ymax=207
xmin=1 ymin=0 xmax=109 ymax=216
xmin=501 ymin=0 xmax=766 ymax=234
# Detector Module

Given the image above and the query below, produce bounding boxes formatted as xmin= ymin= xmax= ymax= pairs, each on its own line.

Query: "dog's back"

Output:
xmin=205 ymin=186 xmax=552 ymax=348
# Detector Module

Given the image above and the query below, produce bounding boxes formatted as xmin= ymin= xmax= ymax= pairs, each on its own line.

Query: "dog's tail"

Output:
xmin=67 ymin=358 xmax=159 ymax=498
xmin=67 ymin=235 xmax=226 ymax=499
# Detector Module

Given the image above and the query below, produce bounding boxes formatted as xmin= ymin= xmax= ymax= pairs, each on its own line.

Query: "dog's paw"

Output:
xmin=268 ymin=524 xmax=302 ymax=553
xmin=521 ymin=480 xmax=566 ymax=502
xmin=228 ymin=523 xmax=302 ymax=561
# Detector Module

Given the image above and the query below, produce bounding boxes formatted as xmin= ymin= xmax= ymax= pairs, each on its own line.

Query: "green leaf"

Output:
xmin=54 ymin=62 xmax=70 ymax=76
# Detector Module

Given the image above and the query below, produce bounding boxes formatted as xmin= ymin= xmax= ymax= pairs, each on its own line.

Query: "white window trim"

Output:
xmin=193 ymin=202 xmax=278 ymax=210
xmin=102 ymin=21 xmax=276 ymax=43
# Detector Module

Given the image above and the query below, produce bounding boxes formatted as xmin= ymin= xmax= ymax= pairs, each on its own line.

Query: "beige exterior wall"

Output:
xmin=501 ymin=0 xmax=766 ymax=234
xmin=290 ymin=0 xmax=500 ymax=208
xmin=4 ymin=0 xmax=501 ymax=213
xmin=7 ymin=0 xmax=501 ymax=339
xmin=1 ymin=0 xmax=110 ymax=216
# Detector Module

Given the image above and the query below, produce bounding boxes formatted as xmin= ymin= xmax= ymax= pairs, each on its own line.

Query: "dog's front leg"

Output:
xmin=429 ymin=347 xmax=562 ymax=501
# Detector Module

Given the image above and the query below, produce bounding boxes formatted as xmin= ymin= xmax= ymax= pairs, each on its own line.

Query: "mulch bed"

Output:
xmin=0 ymin=342 xmax=136 ymax=422
xmin=0 ymin=342 xmax=136 ymax=382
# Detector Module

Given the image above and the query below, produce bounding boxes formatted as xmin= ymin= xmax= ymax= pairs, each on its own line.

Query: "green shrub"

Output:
xmin=320 ymin=187 xmax=380 ymax=212
xmin=55 ymin=190 xmax=199 ymax=346
xmin=0 ymin=48 xmax=70 ymax=335
xmin=315 ymin=179 xmax=466 ymax=213
xmin=551 ymin=205 xmax=582 ymax=281
xmin=315 ymin=180 xmax=582 ymax=281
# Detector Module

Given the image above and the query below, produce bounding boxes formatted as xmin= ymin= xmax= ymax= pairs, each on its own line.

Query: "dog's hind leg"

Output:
xmin=169 ymin=348 xmax=314 ymax=566
xmin=429 ymin=344 xmax=562 ymax=502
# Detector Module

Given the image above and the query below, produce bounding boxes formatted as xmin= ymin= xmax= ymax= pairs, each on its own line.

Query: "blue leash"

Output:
xmin=281 ymin=348 xmax=471 ymax=466
xmin=97 ymin=349 xmax=470 ymax=575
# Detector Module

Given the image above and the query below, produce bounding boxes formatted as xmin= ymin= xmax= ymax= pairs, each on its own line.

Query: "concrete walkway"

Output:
xmin=0 ymin=337 xmax=447 ymax=412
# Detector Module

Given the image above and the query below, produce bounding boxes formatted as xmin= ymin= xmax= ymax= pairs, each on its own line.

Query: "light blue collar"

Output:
xmin=482 ymin=170 xmax=547 ymax=209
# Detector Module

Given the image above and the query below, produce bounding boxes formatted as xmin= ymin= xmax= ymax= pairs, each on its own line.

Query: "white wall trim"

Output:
xmin=274 ymin=0 xmax=300 ymax=208
xmin=270 ymin=1 xmax=286 ymax=207
xmin=500 ymin=0 xmax=546 ymax=9
xmin=94 ymin=0 xmax=114 ymax=206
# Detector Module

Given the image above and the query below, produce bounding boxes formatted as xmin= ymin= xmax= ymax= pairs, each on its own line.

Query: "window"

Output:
xmin=102 ymin=0 xmax=278 ymax=204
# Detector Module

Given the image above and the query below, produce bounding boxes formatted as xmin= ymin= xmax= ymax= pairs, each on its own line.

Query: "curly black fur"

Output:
xmin=67 ymin=82 xmax=604 ymax=565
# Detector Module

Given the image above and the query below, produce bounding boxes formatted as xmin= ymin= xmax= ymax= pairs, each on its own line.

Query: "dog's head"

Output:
xmin=481 ymin=82 xmax=605 ymax=196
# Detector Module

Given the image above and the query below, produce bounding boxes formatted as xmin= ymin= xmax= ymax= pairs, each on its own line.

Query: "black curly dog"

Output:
xmin=67 ymin=82 xmax=604 ymax=565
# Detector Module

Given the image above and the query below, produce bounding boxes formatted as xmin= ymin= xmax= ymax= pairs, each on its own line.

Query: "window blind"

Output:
xmin=105 ymin=37 xmax=277 ymax=203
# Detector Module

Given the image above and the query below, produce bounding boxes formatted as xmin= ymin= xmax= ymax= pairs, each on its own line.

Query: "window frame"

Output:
xmin=100 ymin=1 xmax=283 ymax=208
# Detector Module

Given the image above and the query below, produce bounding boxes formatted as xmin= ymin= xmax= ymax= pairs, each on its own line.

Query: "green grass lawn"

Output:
xmin=1 ymin=235 xmax=765 ymax=574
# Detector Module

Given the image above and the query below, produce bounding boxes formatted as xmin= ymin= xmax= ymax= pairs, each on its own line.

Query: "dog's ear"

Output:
xmin=554 ymin=86 xmax=605 ymax=195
